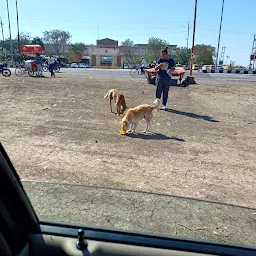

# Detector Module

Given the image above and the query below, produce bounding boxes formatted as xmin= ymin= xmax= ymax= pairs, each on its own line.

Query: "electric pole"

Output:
xmin=219 ymin=46 xmax=226 ymax=65
xmin=215 ymin=0 xmax=225 ymax=69
xmin=190 ymin=0 xmax=198 ymax=76
xmin=186 ymin=21 xmax=190 ymax=65
xmin=186 ymin=22 xmax=190 ymax=49
xmin=16 ymin=0 xmax=21 ymax=53
xmin=0 ymin=18 xmax=4 ymax=40
xmin=249 ymin=34 xmax=256 ymax=71
xmin=6 ymin=0 xmax=14 ymax=65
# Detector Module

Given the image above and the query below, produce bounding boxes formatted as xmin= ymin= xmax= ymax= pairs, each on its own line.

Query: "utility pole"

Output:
xmin=249 ymin=34 xmax=256 ymax=71
xmin=6 ymin=0 xmax=14 ymax=65
xmin=186 ymin=21 xmax=190 ymax=65
xmin=219 ymin=46 xmax=226 ymax=65
xmin=190 ymin=0 xmax=198 ymax=76
xmin=186 ymin=21 xmax=190 ymax=49
xmin=215 ymin=0 xmax=225 ymax=70
xmin=0 ymin=18 xmax=4 ymax=40
xmin=15 ymin=0 xmax=21 ymax=53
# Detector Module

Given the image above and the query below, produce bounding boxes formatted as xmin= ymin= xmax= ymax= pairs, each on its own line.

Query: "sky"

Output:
xmin=0 ymin=0 xmax=255 ymax=66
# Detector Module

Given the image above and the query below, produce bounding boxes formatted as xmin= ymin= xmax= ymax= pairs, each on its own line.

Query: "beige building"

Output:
xmin=45 ymin=38 xmax=177 ymax=67
xmin=85 ymin=38 xmax=121 ymax=66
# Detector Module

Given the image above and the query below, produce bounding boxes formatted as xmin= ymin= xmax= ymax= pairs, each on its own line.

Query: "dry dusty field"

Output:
xmin=0 ymin=73 xmax=255 ymax=209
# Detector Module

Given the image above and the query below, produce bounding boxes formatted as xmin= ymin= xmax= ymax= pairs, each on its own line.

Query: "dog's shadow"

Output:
xmin=126 ymin=132 xmax=185 ymax=141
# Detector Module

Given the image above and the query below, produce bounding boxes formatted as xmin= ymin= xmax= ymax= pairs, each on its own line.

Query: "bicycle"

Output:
xmin=130 ymin=64 xmax=147 ymax=78
xmin=15 ymin=64 xmax=27 ymax=76
xmin=15 ymin=63 xmax=41 ymax=77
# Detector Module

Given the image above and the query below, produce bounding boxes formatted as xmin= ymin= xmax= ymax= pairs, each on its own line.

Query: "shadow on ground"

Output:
xmin=126 ymin=132 xmax=185 ymax=141
xmin=164 ymin=108 xmax=219 ymax=122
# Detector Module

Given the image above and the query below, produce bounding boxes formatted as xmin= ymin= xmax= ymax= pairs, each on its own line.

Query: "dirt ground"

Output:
xmin=0 ymin=74 xmax=255 ymax=209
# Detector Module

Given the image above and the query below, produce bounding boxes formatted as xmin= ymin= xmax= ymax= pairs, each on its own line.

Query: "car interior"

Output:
xmin=1 ymin=143 xmax=256 ymax=256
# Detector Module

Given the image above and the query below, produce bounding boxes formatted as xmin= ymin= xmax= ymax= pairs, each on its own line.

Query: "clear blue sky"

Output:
xmin=0 ymin=0 xmax=255 ymax=66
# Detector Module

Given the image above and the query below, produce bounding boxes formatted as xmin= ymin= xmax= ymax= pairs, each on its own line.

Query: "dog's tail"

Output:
xmin=104 ymin=90 xmax=111 ymax=99
xmin=151 ymin=98 xmax=161 ymax=110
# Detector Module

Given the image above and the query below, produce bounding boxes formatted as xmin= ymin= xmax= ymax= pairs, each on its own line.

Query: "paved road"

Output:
xmin=64 ymin=68 xmax=256 ymax=82
xmin=207 ymin=73 xmax=256 ymax=81
xmin=63 ymin=68 xmax=132 ymax=77
xmin=8 ymin=67 xmax=256 ymax=81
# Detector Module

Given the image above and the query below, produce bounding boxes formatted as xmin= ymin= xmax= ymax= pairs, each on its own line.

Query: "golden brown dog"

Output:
xmin=104 ymin=89 xmax=127 ymax=115
xmin=120 ymin=99 xmax=161 ymax=134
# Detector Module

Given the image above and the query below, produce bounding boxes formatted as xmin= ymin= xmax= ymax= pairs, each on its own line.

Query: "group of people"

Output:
xmin=140 ymin=47 xmax=175 ymax=109
xmin=35 ymin=53 xmax=57 ymax=77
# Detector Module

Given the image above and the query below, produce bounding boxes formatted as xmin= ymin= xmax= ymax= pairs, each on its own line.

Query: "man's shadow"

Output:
xmin=126 ymin=132 xmax=185 ymax=142
xmin=164 ymin=109 xmax=219 ymax=122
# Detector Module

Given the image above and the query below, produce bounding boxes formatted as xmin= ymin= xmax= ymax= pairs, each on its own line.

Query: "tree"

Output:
xmin=31 ymin=37 xmax=45 ymax=50
xmin=194 ymin=44 xmax=215 ymax=65
xmin=71 ymin=42 xmax=87 ymax=54
xmin=120 ymin=39 xmax=134 ymax=63
xmin=43 ymin=29 xmax=71 ymax=55
xmin=146 ymin=37 xmax=168 ymax=61
xmin=0 ymin=32 xmax=30 ymax=54
xmin=173 ymin=47 xmax=190 ymax=65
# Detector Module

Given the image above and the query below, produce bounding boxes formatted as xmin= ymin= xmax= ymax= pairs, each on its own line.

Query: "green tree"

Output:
xmin=43 ymin=29 xmax=71 ymax=55
xmin=71 ymin=42 xmax=87 ymax=54
xmin=120 ymin=39 xmax=134 ymax=63
xmin=133 ymin=56 xmax=142 ymax=64
xmin=146 ymin=37 xmax=168 ymax=61
xmin=174 ymin=47 xmax=190 ymax=65
xmin=194 ymin=44 xmax=215 ymax=65
xmin=31 ymin=36 xmax=45 ymax=50
xmin=0 ymin=32 xmax=30 ymax=54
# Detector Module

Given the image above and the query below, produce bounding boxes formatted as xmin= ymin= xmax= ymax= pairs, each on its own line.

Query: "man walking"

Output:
xmin=155 ymin=47 xmax=175 ymax=109
xmin=48 ymin=55 xmax=55 ymax=77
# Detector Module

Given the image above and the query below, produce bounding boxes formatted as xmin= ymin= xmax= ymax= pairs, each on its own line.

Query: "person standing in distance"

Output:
xmin=35 ymin=53 xmax=43 ymax=77
xmin=48 ymin=55 xmax=55 ymax=77
xmin=155 ymin=47 xmax=175 ymax=109
xmin=140 ymin=57 xmax=147 ymax=74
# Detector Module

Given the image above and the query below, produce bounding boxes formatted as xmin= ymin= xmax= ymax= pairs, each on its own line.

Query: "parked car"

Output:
xmin=70 ymin=63 xmax=79 ymax=68
xmin=79 ymin=63 xmax=86 ymax=68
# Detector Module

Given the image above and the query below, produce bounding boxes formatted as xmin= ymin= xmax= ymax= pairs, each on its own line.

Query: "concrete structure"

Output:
xmin=45 ymin=38 xmax=177 ymax=67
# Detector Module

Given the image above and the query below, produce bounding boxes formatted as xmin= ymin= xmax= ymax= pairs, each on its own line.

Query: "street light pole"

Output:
xmin=190 ymin=0 xmax=198 ymax=76
xmin=215 ymin=0 xmax=225 ymax=70
xmin=6 ymin=0 xmax=14 ymax=65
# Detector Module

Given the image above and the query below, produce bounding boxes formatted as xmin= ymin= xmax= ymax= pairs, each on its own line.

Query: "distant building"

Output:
xmin=44 ymin=44 xmax=71 ymax=55
xmin=45 ymin=38 xmax=177 ymax=67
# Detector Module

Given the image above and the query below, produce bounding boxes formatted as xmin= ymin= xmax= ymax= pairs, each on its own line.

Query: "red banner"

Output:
xmin=20 ymin=45 xmax=43 ymax=54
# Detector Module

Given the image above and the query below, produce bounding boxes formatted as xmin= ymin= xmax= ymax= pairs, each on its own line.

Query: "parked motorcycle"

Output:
xmin=0 ymin=63 xmax=11 ymax=77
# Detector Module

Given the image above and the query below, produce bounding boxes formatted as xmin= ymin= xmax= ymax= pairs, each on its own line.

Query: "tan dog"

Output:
xmin=120 ymin=99 xmax=161 ymax=134
xmin=104 ymin=89 xmax=127 ymax=115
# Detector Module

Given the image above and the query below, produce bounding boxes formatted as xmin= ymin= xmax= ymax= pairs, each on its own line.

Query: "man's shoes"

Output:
xmin=161 ymin=105 xmax=166 ymax=110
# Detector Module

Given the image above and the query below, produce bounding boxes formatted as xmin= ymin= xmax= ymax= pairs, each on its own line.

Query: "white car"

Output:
xmin=79 ymin=63 xmax=86 ymax=68
xmin=70 ymin=63 xmax=78 ymax=68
